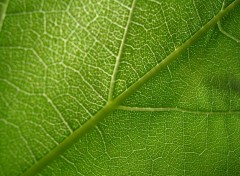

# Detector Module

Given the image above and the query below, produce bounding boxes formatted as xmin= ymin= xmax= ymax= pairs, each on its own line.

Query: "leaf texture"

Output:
xmin=0 ymin=0 xmax=240 ymax=175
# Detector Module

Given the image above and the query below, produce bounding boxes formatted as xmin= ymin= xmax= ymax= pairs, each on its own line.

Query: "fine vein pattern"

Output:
xmin=0 ymin=0 xmax=240 ymax=176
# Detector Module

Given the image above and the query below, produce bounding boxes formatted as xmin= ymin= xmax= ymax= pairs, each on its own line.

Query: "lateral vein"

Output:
xmin=0 ymin=0 xmax=10 ymax=32
xmin=108 ymin=0 xmax=136 ymax=101
xmin=117 ymin=105 xmax=240 ymax=115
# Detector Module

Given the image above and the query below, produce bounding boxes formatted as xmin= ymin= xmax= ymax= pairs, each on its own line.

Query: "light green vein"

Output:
xmin=218 ymin=21 xmax=240 ymax=43
xmin=0 ymin=0 xmax=9 ymax=32
xmin=117 ymin=105 xmax=240 ymax=115
xmin=108 ymin=0 xmax=136 ymax=101
xmin=217 ymin=0 xmax=240 ymax=43
xmin=21 ymin=0 xmax=240 ymax=175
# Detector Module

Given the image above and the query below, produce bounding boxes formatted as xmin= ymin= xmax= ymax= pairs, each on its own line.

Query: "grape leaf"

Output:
xmin=1 ymin=0 xmax=240 ymax=175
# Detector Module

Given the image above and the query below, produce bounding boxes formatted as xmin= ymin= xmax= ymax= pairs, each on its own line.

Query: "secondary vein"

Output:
xmin=108 ymin=0 xmax=136 ymax=101
xmin=0 ymin=0 xmax=10 ymax=32
xmin=117 ymin=105 xmax=240 ymax=115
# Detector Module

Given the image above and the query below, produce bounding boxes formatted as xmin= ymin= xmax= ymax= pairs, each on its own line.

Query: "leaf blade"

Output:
xmin=0 ymin=0 xmax=240 ymax=175
xmin=21 ymin=1 xmax=240 ymax=175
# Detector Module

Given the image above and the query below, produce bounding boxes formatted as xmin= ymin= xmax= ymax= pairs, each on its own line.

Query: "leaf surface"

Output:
xmin=1 ymin=0 xmax=240 ymax=175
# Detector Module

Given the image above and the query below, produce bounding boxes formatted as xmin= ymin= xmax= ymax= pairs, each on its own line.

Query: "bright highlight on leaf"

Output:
xmin=0 ymin=0 xmax=240 ymax=176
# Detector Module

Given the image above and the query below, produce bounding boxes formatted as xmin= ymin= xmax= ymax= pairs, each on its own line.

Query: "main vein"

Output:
xmin=22 ymin=0 xmax=240 ymax=175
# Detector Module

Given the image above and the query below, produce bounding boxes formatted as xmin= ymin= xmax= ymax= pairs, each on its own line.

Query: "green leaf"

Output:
xmin=1 ymin=0 xmax=240 ymax=175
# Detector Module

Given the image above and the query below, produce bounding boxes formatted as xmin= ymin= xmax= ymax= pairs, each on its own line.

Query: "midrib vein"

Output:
xmin=108 ymin=0 xmax=136 ymax=101
xmin=22 ymin=0 xmax=240 ymax=175
xmin=0 ymin=0 xmax=10 ymax=32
